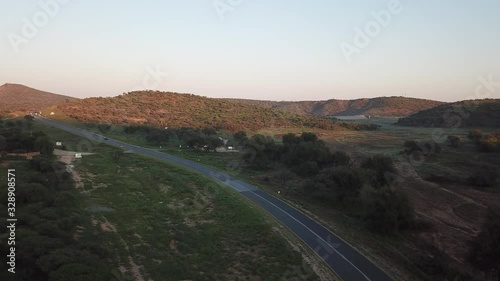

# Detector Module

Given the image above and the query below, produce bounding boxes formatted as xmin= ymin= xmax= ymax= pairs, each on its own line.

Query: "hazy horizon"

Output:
xmin=2 ymin=0 xmax=499 ymax=102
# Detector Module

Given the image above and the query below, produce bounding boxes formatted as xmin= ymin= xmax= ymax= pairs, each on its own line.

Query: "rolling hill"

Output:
xmin=224 ymin=96 xmax=443 ymax=117
xmin=56 ymin=91 xmax=377 ymax=131
xmin=396 ymin=99 xmax=500 ymax=128
xmin=0 ymin=83 xmax=77 ymax=116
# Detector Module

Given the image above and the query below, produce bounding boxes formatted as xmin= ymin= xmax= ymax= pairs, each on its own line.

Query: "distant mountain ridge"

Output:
xmin=224 ymin=96 xmax=444 ymax=117
xmin=56 ymin=91 xmax=378 ymax=131
xmin=0 ymin=83 xmax=77 ymax=115
xmin=396 ymin=99 xmax=500 ymax=128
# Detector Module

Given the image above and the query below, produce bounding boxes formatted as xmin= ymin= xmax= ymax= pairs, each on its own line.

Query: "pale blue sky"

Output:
xmin=1 ymin=0 xmax=499 ymax=101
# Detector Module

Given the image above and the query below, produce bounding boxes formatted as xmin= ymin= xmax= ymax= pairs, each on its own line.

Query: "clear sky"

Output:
xmin=1 ymin=0 xmax=499 ymax=101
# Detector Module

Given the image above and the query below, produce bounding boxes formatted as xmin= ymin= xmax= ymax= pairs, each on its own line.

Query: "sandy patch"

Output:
xmin=98 ymin=216 xmax=150 ymax=281
xmin=157 ymin=184 xmax=171 ymax=194
xmin=7 ymin=152 xmax=40 ymax=159
xmin=169 ymin=240 xmax=179 ymax=254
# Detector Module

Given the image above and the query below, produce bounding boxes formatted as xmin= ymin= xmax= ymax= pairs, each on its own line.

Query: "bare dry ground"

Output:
xmin=254 ymin=122 xmax=499 ymax=280
xmin=323 ymin=124 xmax=500 ymax=279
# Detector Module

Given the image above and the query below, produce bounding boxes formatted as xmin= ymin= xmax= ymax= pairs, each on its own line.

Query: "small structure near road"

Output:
xmin=56 ymin=142 xmax=63 ymax=146
xmin=75 ymin=153 xmax=83 ymax=159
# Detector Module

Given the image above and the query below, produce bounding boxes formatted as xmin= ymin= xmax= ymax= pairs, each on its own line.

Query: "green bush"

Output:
xmin=361 ymin=154 xmax=397 ymax=188
xmin=307 ymin=167 xmax=367 ymax=202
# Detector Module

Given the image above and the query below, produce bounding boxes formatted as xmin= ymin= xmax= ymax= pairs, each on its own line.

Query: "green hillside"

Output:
xmin=56 ymin=91 xmax=377 ymax=131
xmin=225 ymin=96 xmax=443 ymax=117
xmin=396 ymin=99 xmax=500 ymax=128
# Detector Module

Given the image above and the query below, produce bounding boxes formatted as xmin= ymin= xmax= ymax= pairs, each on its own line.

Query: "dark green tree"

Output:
xmin=361 ymin=154 xmax=397 ymax=188
xmin=447 ymin=135 xmax=461 ymax=148
xmin=467 ymin=129 xmax=483 ymax=144
xmin=34 ymin=136 xmax=55 ymax=155
xmin=363 ymin=187 xmax=414 ymax=235
xmin=468 ymin=208 xmax=500 ymax=280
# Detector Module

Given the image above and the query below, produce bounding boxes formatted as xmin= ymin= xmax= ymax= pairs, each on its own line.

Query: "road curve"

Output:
xmin=35 ymin=117 xmax=395 ymax=281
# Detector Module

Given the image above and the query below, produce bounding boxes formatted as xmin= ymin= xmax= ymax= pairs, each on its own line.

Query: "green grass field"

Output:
xmin=31 ymin=122 xmax=327 ymax=281
xmin=39 ymin=117 xmax=500 ymax=281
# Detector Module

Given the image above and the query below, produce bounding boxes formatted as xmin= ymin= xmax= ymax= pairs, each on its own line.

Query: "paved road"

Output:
xmin=36 ymin=117 xmax=395 ymax=281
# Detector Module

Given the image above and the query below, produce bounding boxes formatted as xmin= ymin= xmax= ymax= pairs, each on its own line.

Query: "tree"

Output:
xmin=331 ymin=151 xmax=351 ymax=167
xmin=361 ymin=154 xmax=397 ymax=188
xmin=206 ymin=137 xmax=224 ymax=151
xmin=363 ymin=187 xmax=414 ymax=235
xmin=282 ymin=133 xmax=299 ymax=145
xmin=404 ymin=140 xmax=441 ymax=156
xmin=34 ymin=136 xmax=55 ymax=155
xmin=242 ymin=134 xmax=277 ymax=168
xmin=300 ymin=132 xmax=318 ymax=143
xmin=328 ymin=167 xmax=365 ymax=202
xmin=202 ymin=127 xmax=217 ymax=136
xmin=36 ymin=248 xmax=99 ymax=273
xmin=467 ymin=130 xmax=483 ymax=144
xmin=97 ymin=123 xmax=111 ymax=133
xmin=233 ymin=131 xmax=247 ymax=146
xmin=478 ymin=131 xmax=500 ymax=152
xmin=275 ymin=169 xmax=294 ymax=188
xmin=468 ymin=208 xmax=500 ymax=280
xmin=24 ymin=114 xmax=34 ymax=129
xmin=145 ymin=129 xmax=169 ymax=144
xmin=296 ymin=161 xmax=320 ymax=177
xmin=49 ymin=263 xmax=110 ymax=281
xmin=310 ymin=167 xmax=367 ymax=202
xmin=447 ymin=135 xmax=461 ymax=148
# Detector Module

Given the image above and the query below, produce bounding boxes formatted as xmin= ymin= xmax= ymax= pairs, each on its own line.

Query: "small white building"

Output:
xmin=50 ymin=112 xmax=55 ymax=116
xmin=56 ymin=142 xmax=63 ymax=146
xmin=75 ymin=153 xmax=82 ymax=159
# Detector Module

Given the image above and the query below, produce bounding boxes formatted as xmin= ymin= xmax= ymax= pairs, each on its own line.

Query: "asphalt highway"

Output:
xmin=35 ymin=116 xmax=395 ymax=281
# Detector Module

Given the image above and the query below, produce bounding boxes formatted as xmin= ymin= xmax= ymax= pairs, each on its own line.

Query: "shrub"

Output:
xmin=467 ymin=166 xmax=498 ymax=188
xmin=233 ymin=131 xmax=247 ymax=142
xmin=478 ymin=131 xmax=500 ymax=152
xmin=468 ymin=208 xmax=500 ymax=277
xmin=331 ymin=151 xmax=351 ymax=167
xmin=309 ymin=167 xmax=367 ymax=202
xmin=363 ymin=187 xmax=415 ymax=235
xmin=242 ymin=134 xmax=278 ymax=168
xmin=467 ymin=129 xmax=483 ymax=144
xmin=34 ymin=136 xmax=54 ymax=155
xmin=361 ymin=154 xmax=397 ymax=188
xmin=300 ymin=132 xmax=318 ymax=143
xmin=96 ymin=124 xmax=111 ymax=133
xmin=447 ymin=135 xmax=461 ymax=147
xmin=295 ymin=161 xmax=320 ymax=177
xmin=404 ymin=140 xmax=441 ymax=156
